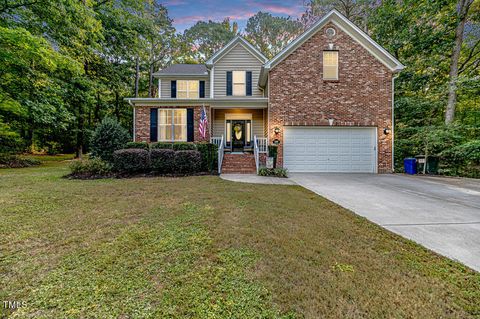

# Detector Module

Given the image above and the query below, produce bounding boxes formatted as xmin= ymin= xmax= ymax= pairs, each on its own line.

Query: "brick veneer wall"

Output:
xmin=134 ymin=105 xmax=210 ymax=142
xmin=268 ymin=23 xmax=394 ymax=173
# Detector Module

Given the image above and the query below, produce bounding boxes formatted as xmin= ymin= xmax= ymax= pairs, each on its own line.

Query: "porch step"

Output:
xmin=221 ymin=153 xmax=256 ymax=174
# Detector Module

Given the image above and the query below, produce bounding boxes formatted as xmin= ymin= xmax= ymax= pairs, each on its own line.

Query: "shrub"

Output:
xmin=113 ymin=149 xmax=149 ymax=173
xmin=196 ymin=143 xmax=218 ymax=172
xmin=172 ymin=142 xmax=197 ymax=151
xmin=441 ymin=140 xmax=480 ymax=177
xmin=69 ymin=158 xmax=113 ymax=177
xmin=151 ymin=142 xmax=173 ymax=149
xmin=174 ymin=150 xmax=201 ymax=174
xmin=268 ymin=145 xmax=278 ymax=168
xmin=90 ymin=117 xmax=130 ymax=162
xmin=0 ymin=154 xmax=41 ymax=168
xmin=125 ymin=141 xmax=149 ymax=150
xmin=258 ymin=167 xmax=288 ymax=177
xmin=150 ymin=149 xmax=175 ymax=173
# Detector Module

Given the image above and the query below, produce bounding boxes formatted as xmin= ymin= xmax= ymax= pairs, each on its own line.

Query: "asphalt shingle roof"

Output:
xmin=156 ymin=64 xmax=208 ymax=75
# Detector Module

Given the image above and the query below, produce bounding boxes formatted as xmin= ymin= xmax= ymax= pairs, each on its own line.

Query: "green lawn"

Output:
xmin=1 ymin=161 xmax=479 ymax=318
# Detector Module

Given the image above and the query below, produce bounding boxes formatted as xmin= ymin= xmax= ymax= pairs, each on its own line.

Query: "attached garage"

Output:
xmin=283 ymin=127 xmax=377 ymax=173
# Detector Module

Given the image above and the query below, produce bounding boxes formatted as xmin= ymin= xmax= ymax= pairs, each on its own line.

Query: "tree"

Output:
xmin=0 ymin=26 xmax=82 ymax=152
xmin=183 ymin=19 xmax=238 ymax=62
xmin=302 ymin=0 xmax=379 ymax=31
xmin=244 ymin=12 xmax=303 ymax=59
xmin=445 ymin=0 xmax=476 ymax=124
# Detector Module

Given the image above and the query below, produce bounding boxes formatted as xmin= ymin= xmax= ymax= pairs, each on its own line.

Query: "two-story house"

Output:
xmin=126 ymin=10 xmax=404 ymax=174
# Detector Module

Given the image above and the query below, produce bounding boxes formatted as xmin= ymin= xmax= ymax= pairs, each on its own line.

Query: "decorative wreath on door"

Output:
xmin=233 ymin=124 xmax=242 ymax=140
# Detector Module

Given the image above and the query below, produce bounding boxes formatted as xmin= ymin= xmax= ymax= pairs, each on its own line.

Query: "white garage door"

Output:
xmin=284 ymin=127 xmax=377 ymax=173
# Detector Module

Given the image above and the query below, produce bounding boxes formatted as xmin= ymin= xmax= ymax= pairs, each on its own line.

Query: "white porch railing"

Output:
xmin=210 ymin=136 xmax=223 ymax=148
xmin=254 ymin=135 xmax=259 ymax=174
xmin=211 ymin=135 xmax=224 ymax=174
xmin=256 ymin=137 xmax=268 ymax=154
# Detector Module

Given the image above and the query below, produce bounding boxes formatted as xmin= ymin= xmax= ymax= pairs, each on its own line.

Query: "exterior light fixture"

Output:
xmin=383 ymin=128 xmax=391 ymax=135
xmin=273 ymin=126 xmax=281 ymax=134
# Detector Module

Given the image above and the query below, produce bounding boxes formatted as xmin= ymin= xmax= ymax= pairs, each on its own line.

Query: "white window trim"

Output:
xmin=224 ymin=113 xmax=253 ymax=147
xmin=210 ymin=67 xmax=214 ymax=98
xmin=323 ymin=51 xmax=339 ymax=80
xmin=177 ymin=80 xmax=199 ymax=99
xmin=158 ymin=109 xmax=187 ymax=142
xmin=232 ymin=71 xmax=246 ymax=96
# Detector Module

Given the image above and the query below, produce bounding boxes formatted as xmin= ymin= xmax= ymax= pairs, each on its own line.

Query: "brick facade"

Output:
xmin=134 ymin=105 xmax=210 ymax=143
xmin=268 ymin=23 xmax=393 ymax=173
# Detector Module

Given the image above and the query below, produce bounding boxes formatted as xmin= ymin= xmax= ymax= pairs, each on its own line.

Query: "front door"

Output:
xmin=231 ymin=120 xmax=245 ymax=152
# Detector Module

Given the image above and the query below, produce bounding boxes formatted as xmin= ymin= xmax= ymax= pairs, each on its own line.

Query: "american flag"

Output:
xmin=199 ymin=105 xmax=208 ymax=138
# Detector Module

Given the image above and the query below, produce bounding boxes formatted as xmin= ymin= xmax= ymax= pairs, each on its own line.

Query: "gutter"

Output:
xmin=392 ymin=74 xmax=400 ymax=172
xmin=127 ymin=99 xmax=135 ymax=142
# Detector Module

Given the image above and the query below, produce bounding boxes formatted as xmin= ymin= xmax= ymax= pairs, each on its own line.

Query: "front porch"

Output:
xmin=210 ymin=108 xmax=268 ymax=174
xmin=210 ymin=108 xmax=268 ymax=153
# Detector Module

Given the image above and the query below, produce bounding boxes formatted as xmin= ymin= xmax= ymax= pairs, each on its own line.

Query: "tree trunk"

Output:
xmin=445 ymin=0 xmax=473 ymax=124
xmin=134 ymin=56 xmax=140 ymax=97
xmin=114 ymin=90 xmax=120 ymax=120
xmin=76 ymin=100 xmax=84 ymax=159
xmin=148 ymin=62 xmax=154 ymax=98
xmin=94 ymin=91 xmax=101 ymax=123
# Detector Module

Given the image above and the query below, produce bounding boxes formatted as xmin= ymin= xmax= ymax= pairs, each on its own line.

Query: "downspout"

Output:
xmin=392 ymin=74 xmax=399 ymax=172
xmin=128 ymin=99 xmax=135 ymax=142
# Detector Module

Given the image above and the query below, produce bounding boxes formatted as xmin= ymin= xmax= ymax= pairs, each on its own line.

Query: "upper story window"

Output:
xmin=233 ymin=71 xmax=246 ymax=96
xmin=177 ymin=80 xmax=199 ymax=99
xmin=227 ymin=71 xmax=252 ymax=96
xmin=323 ymin=51 xmax=338 ymax=80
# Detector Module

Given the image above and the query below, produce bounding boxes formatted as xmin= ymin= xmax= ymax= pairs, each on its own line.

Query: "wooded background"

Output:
xmin=1 ymin=0 xmax=479 ymax=175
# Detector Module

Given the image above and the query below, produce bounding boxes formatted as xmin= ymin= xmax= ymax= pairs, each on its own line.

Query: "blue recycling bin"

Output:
xmin=404 ymin=158 xmax=417 ymax=175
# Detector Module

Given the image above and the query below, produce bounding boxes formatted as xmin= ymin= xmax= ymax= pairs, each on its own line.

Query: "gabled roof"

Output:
xmin=205 ymin=36 xmax=267 ymax=67
xmin=259 ymin=9 xmax=404 ymax=86
xmin=153 ymin=64 xmax=208 ymax=77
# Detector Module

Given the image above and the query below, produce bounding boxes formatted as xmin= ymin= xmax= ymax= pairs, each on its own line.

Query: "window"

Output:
xmin=177 ymin=80 xmax=199 ymax=98
xmin=323 ymin=51 xmax=338 ymax=80
xmin=158 ymin=109 xmax=187 ymax=142
xmin=232 ymin=71 xmax=246 ymax=96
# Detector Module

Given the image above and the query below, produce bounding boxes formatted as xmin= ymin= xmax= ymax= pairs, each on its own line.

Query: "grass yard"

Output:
xmin=1 ymin=160 xmax=479 ymax=318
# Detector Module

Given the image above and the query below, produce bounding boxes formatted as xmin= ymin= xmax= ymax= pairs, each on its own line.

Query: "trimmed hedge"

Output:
xmin=113 ymin=149 xmax=149 ymax=173
xmin=150 ymin=149 xmax=175 ymax=173
xmin=151 ymin=142 xmax=173 ymax=150
xmin=174 ymin=150 xmax=201 ymax=174
xmin=69 ymin=158 xmax=113 ymax=177
xmin=196 ymin=143 xmax=218 ymax=172
xmin=172 ymin=142 xmax=197 ymax=151
xmin=125 ymin=141 xmax=149 ymax=150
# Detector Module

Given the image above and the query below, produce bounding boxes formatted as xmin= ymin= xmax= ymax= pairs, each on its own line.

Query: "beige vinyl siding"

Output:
xmin=213 ymin=43 xmax=263 ymax=98
xmin=160 ymin=78 xmax=210 ymax=98
xmin=212 ymin=109 xmax=264 ymax=138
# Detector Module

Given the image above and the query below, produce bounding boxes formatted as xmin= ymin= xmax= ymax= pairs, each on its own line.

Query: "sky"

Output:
xmin=163 ymin=0 xmax=306 ymax=32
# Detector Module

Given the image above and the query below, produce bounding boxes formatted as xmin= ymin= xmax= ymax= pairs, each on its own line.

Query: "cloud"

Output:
xmin=174 ymin=15 xmax=209 ymax=24
xmin=163 ymin=0 xmax=188 ymax=5
xmin=247 ymin=0 xmax=304 ymax=17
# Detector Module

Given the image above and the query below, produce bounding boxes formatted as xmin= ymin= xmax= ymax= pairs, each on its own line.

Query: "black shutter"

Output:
xmin=150 ymin=108 xmax=158 ymax=142
xmin=226 ymin=71 xmax=232 ymax=96
xmin=246 ymin=71 xmax=252 ymax=96
xmin=187 ymin=108 xmax=194 ymax=142
xmin=171 ymin=80 xmax=176 ymax=98
xmin=199 ymin=80 xmax=205 ymax=98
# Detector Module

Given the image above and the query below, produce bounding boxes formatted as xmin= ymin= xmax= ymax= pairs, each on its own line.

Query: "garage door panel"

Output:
xmin=284 ymin=127 xmax=376 ymax=173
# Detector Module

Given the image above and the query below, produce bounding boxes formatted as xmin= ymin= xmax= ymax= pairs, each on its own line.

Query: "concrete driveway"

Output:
xmin=289 ymin=173 xmax=480 ymax=272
